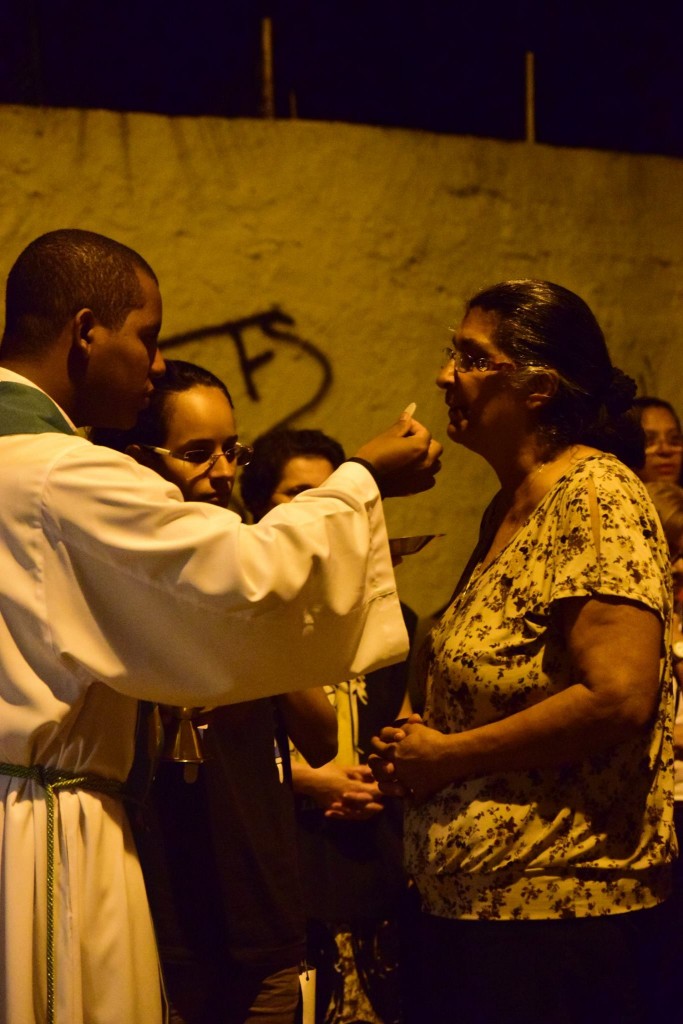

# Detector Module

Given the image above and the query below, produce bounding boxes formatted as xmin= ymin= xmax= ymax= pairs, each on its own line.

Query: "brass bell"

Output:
xmin=160 ymin=706 xmax=206 ymax=765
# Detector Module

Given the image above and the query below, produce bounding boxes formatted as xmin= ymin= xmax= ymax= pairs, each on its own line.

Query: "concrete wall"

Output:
xmin=2 ymin=104 xmax=683 ymax=619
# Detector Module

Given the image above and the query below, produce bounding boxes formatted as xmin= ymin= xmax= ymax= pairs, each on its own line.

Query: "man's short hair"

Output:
xmin=1 ymin=228 xmax=157 ymax=356
xmin=240 ymin=428 xmax=345 ymax=522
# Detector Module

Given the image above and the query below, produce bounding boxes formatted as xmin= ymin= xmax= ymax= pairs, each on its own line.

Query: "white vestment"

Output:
xmin=0 ymin=371 xmax=408 ymax=1024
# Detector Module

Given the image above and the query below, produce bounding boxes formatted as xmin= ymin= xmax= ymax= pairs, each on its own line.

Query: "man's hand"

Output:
xmin=354 ymin=409 xmax=442 ymax=496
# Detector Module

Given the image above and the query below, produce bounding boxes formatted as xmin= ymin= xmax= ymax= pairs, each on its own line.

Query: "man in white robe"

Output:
xmin=0 ymin=229 xmax=441 ymax=1024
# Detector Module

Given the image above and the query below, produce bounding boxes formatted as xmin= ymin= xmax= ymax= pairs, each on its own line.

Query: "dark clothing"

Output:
xmin=164 ymin=961 xmax=301 ymax=1024
xmin=416 ymin=905 xmax=675 ymax=1024
xmin=296 ymin=788 xmax=405 ymax=925
xmin=131 ymin=699 xmax=305 ymax=1020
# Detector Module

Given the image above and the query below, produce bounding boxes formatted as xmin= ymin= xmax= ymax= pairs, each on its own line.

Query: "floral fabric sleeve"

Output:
xmin=549 ymin=458 xmax=670 ymax=625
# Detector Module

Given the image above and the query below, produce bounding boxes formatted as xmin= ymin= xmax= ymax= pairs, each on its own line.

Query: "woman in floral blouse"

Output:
xmin=370 ymin=280 xmax=675 ymax=1024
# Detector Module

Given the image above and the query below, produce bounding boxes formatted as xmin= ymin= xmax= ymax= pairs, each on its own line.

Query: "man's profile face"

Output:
xmin=79 ymin=270 xmax=164 ymax=429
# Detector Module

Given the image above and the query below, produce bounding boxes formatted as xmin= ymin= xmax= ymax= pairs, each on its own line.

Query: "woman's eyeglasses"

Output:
xmin=142 ymin=442 xmax=253 ymax=468
xmin=441 ymin=346 xmax=515 ymax=374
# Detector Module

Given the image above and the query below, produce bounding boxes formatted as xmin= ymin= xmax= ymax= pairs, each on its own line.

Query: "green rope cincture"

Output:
xmin=0 ymin=763 xmax=122 ymax=1024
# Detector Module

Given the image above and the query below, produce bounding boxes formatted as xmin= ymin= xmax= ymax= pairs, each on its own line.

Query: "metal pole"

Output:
xmin=261 ymin=17 xmax=275 ymax=118
xmin=525 ymin=50 xmax=536 ymax=143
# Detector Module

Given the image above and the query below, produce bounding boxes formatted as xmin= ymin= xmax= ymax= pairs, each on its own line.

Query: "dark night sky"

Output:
xmin=1 ymin=1 xmax=681 ymax=157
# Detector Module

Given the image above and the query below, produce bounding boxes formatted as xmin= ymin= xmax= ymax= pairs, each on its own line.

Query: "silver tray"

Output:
xmin=388 ymin=533 xmax=445 ymax=557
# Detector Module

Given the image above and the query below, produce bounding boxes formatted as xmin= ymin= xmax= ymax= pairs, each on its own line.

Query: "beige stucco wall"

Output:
xmin=2 ymin=104 xmax=683 ymax=620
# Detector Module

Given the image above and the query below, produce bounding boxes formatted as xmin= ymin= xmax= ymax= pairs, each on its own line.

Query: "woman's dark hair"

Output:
xmin=632 ymin=396 xmax=682 ymax=431
xmin=240 ymin=428 xmax=345 ymax=522
xmin=90 ymin=359 xmax=233 ymax=451
xmin=466 ymin=279 xmax=642 ymax=465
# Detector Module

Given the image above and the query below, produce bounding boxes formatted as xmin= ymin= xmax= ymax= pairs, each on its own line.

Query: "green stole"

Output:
xmin=0 ymin=380 xmax=112 ymax=1024
xmin=0 ymin=380 xmax=75 ymax=436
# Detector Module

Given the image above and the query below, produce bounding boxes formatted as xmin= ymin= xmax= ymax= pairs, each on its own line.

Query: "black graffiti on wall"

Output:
xmin=160 ymin=306 xmax=332 ymax=429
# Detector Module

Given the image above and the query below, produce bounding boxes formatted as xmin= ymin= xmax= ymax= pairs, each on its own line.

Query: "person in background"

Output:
xmin=242 ymin=429 xmax=418 ymax=1024
xmin=645 ymin=479 xmax=683 ymax=993
xmin=633 ymin=396 xmax=683 ymax=484
xmin=0 ymin=228 xmax=441 ymax=1024
xmin=93 ymin=361 xmax=339 ymax=1024
xmin=370 ymin=279 xmax=675 ymax=1024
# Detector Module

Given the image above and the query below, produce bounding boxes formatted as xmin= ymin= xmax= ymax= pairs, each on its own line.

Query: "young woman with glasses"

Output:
xmin=93 ymin=360 xmax=337 ymax=1024
xmin=633 ymin=396 xmax=683 ymax=485
xmin=370 ymin=280 xmax=675 ymax=1024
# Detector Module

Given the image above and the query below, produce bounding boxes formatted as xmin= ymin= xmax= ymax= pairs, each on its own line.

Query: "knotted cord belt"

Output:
xmin=0 ymin=763 xmax=123 ymax=1024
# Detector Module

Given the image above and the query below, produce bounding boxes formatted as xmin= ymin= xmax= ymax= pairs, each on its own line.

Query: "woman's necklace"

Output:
xmin=504 ymin=459 xmax=550 ymax=524
xmin=481 ymin=447 xmax=592 ymax=572
xmin=520 ymin=445 xmax=590 ymax=513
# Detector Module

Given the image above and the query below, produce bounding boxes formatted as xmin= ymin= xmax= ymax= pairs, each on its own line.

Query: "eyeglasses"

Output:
xmin=643 ymin=432 xmax=683 ymax=453
xmin=142 ymin=442 xmax=253 ymax=468
xmin=441 ymin=346 xmax=515 ymax=374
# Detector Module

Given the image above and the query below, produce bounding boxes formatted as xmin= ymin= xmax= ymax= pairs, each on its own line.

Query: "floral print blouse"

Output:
xmin=405 ymin=454 xmax=676 ymax=920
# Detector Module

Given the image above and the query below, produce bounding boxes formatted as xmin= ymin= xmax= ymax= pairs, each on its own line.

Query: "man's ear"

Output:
xmin=71 ymin=308 xmax=97 ymax=360
xmin=66 ymin=309 xmax=98 ymax=384
xmin=526 ymin=368 xmax=559 ymax=412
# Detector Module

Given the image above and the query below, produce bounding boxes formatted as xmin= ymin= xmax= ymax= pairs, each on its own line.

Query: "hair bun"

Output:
xmin=602 ymin=367 xmax=637 ymax=416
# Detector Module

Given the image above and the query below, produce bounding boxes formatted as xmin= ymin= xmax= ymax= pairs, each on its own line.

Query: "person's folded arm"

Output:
xmin=370 ymin=595 xmax=664 ymax=801
xmin=275 ymin=688 xmax=337 ymax=767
